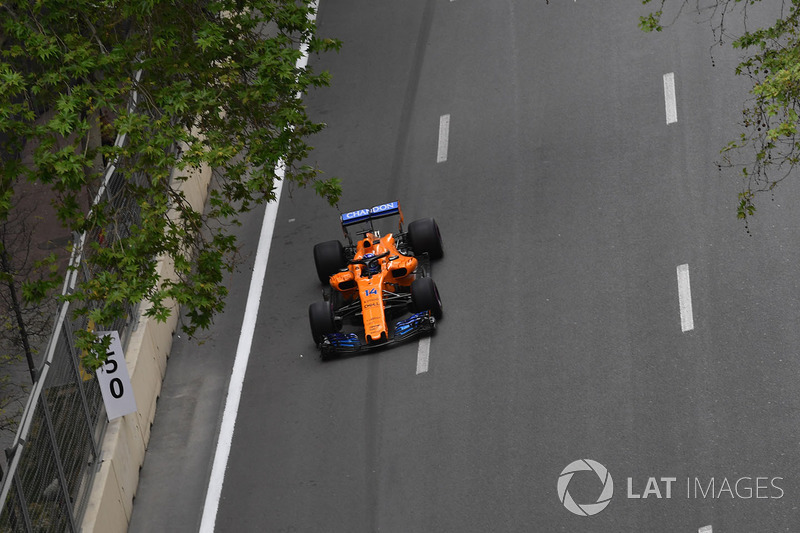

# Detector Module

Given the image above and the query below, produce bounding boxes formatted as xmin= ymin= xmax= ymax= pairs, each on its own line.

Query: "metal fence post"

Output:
xmin=62 ymin=323 xmax=101 ymax=462
xmin=11 ymin=460 xmax=32 ymax=532
xmin=39 ymin=393 xmax=77 ymax=533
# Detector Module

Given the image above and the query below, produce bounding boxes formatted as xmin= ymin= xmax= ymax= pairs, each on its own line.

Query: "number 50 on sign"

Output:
xmin=95 ymin=331 xmax=137 ymax=420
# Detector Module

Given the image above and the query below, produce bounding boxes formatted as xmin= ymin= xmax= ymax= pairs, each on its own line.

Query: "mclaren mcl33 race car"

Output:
xmin=308 ymin=201 xmax=443 ymax=359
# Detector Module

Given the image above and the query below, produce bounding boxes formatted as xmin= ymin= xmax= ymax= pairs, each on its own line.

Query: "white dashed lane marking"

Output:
xmin=437 ymin=114 xmax=450 ymax=163
xmin=677 ymin=263 xmax=694 ymax=332
xmin=663 ymin=72 xmax=678 ymax=124
xmin=416 ymin=337 xmax=431 ymax=374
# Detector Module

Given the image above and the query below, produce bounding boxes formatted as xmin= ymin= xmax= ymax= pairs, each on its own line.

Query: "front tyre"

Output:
xmin=309 ymin=300 xmax=336 ymax=344
xmin=411 ymin=277 xmax=443 ymax=319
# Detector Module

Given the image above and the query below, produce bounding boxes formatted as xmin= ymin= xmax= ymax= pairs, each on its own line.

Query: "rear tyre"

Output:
xmin=313 ymin=240 xmax=346 ymax=284
xmin=407 ymin=218 xmax=443 ymax=260
xmin=309 ymin=300 xmax=336 ymax=344
xmin=411 ymin=277 xmax=442 ymax=319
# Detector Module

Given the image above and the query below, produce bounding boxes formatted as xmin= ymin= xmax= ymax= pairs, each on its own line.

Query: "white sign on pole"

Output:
xmin=95 ymin=331 xmax=137 ymax=420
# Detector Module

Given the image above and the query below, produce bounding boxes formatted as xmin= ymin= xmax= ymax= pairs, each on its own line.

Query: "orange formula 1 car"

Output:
xmin=308 ymin=201 xmax=443 ymax=358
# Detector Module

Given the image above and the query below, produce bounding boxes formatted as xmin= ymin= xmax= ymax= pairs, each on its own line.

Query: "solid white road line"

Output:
xmin=699 ymin=526 xmax=712 ymax=533
xmin=663 ymin=72 xmax=678 ymax=124
xmin=437 ymin=114 xmax=450 ymax=163
xmin=416 ymin=337 xmax=431 ymax=374
xmin=199 ymin=3 xmax=319 ymax=531
xmin=677 ymin=263 xmax=694 ymax=332
xmin=199 ymin=172 xmax=284 ymax=533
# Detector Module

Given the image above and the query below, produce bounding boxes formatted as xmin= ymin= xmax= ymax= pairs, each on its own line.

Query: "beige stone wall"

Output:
xmin=80 ymin=162 xmax=212 ymax=532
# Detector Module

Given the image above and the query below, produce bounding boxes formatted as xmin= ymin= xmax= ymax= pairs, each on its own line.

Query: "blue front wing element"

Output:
xmin=319 ymin=311 xmax=435 ymax=357
xmin=394 ymin=311 xmax=435 ymax=340
xmin=321 ymin=332 xmax=361 ymax=352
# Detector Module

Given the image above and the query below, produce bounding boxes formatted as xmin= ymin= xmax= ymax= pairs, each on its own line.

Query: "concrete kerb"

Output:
xmin=80 ymin=159 xmax=213 ymax=532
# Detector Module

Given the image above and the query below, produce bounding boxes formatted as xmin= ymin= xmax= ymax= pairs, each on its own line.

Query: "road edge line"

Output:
xmin=199 ymin=2 xmax=319 ymax=528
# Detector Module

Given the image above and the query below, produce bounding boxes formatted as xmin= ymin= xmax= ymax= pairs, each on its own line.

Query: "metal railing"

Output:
xmin=0 ymin=71 xmax=152 ymax=531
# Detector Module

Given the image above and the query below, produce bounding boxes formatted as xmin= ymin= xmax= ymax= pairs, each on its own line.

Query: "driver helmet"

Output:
xmin=363 ymin=253 xmax=381 ymax=276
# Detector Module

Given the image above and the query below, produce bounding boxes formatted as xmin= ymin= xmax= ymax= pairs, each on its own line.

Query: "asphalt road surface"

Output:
xmin=129 ymin=1 xmax=800 ymax=532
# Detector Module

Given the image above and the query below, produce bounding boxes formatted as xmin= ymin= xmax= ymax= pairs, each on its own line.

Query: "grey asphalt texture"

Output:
xmin=129 ymin=1 xmax=800 ymax=532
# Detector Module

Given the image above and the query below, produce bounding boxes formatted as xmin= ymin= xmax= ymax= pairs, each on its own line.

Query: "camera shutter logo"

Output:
xmin=557 ymin=459 xmax=614 ymax=516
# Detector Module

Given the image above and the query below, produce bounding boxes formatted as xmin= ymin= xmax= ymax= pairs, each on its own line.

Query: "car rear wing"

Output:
xmin=340 ymin=201 xmax=403 ymax=226
xmin=340 ymin=201 xmax=404 ymax=241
